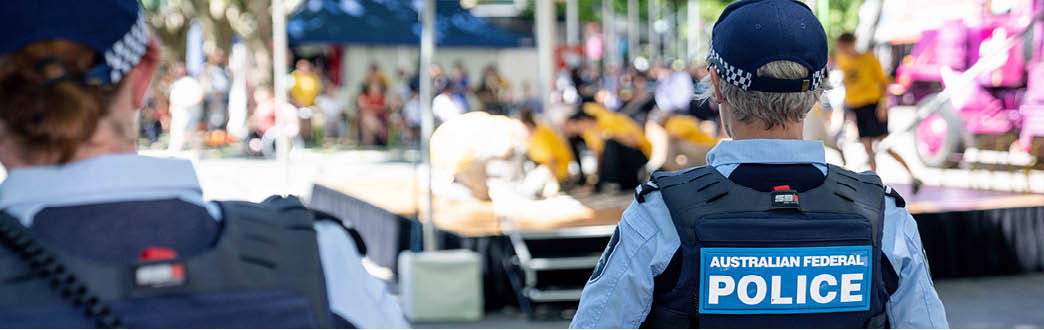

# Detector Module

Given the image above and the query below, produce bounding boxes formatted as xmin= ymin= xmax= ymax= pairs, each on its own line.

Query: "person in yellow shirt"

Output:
xmin=519 ymin=109 xmax=575 ymax=183
xmin=660 ymin=114 xmax=719 ymax=171
xmin=290 ymin=59 xmax=321 ymax=107
xmin=290 ymin=59 xmax=322 ymax=142
xmin=563 ymin=103 xmax=651 ymax=192
xmin=663 ymin=114 xmax=717 ymax=146
xmin=836 ymin=33 xmax=920 ymax=192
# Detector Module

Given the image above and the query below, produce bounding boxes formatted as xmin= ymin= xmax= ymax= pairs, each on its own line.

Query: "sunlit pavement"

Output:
xmin=138 ymin=148 xmax=424 ymax=203
xmin=935 ymin=274 xmax=1044 ymax=328
xmin=410 ymin=274 xmax=1044 ymax=329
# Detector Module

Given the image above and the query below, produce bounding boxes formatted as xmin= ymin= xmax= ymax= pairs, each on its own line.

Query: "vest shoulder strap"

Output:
xmin=214 ymin=196 xmax=332 ymax=328
xmin=884 ymin=184 xmax=906 ymax=207
xmin=310 ymin=208 xmax=367 ymax=256
xmin=637 ymin=166 xmax=716 ymax=203
xmin=822 ymin=165 xmax=889 ymax=247
xmin=652 ymin=164 xmax=888 ymax=246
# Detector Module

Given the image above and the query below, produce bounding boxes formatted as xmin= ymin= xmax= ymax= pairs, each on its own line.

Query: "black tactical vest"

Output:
xmin=637 ymin=164 xmax=897 ymax=329
xmin=0 ymin=196 xmax=342 ymax=328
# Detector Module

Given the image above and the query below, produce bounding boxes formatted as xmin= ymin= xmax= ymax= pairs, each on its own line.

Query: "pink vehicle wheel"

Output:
xmin=916 ymin=114 xmax=947 ymax=158
xmin=914 ymin=95 xmax=964 ymax=167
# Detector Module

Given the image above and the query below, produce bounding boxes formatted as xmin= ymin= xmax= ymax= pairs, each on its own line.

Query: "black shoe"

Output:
xmin=912 ymin=178 xmax=923 ymax=195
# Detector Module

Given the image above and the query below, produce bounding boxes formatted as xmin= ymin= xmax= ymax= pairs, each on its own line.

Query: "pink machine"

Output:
xmin=891 ymin=0 xmax=1044 ymax=167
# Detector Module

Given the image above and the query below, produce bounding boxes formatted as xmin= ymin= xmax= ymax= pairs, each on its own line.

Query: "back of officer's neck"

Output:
xmin=0 ymin=116 xmax=136 ymax=170
xmin=728 ymin=120 xmax=804 ymax=141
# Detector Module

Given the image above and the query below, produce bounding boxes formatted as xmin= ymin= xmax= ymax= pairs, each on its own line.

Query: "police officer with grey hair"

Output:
xmin=571 ymin=0 xmax=948 ymax=328
xmin=0 ymin=0 xmax=406 ymax=327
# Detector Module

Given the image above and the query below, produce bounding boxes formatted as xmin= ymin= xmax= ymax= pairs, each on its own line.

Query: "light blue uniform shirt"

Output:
xmin=0 ymin=154 xmax=409 ymax=329
xmin=571 ymin=139 xmax=949 ymax=329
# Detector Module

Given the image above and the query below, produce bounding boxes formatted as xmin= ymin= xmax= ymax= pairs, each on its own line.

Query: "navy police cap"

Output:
xmin=707 ymin=0 xmax=828 ymax=93
xmin=0 ymin=0 xmax=148 ymax=86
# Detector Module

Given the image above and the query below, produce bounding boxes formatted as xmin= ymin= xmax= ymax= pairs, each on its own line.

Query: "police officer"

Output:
xmin=571 ymin=1 xmax=948 ymax=328
xmin=0 ymin=1 xmax=407 ymax=328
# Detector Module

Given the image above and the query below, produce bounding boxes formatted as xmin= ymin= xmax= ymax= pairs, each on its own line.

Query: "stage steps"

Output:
xmin=503 ymin=223 xmax=616 ymax=318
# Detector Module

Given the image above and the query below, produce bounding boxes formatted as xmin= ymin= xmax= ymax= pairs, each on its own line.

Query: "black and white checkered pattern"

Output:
xmin=707 ymin=48 xmax=753 ymax=90
xmin=810 ymin=67 xmax=826 ymax=91
xmin=708 ymin=48 xmax=828 ymax=92
xmin=102 ymin=11 xmax=148 ymax=84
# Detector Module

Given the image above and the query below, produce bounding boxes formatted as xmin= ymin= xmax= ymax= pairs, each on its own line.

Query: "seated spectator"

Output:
xmin=315 ymin=86 xmax=346 ymax=144
xmin=356 ymin=81 xmax=388 ymax=146
xmin=475 ymin=65 xmax=510 ymax=115
xmin=433 ymin=85 xmax=465 ymax=124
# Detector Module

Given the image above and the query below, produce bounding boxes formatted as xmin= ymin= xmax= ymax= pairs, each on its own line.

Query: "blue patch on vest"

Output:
xmin=698 ymin=246 xmax=872 ymax=315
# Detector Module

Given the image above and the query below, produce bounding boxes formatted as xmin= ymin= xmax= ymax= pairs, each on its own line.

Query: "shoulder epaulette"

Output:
xmin=883 ymin=185 xmax=906 ymax=208
xmin=635 ymin=181 xmax=660 ymax=203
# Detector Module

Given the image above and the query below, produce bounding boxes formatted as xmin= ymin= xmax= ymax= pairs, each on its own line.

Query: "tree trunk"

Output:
xmin=243 ymin=0 xmax=274 ymax=87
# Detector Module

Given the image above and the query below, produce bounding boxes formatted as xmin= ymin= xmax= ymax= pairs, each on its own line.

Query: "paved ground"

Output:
xmin=934 ymin=274 xmax=1044 ymax=328
xmin=410 ymin=274 xmax=1044 ymax=329
xmin=408 ymin=274 xmax=1044 ymax=328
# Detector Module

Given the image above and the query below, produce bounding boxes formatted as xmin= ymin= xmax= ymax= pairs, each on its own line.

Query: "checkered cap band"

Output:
xmin=708 ymin=48 xmax=827 ymax=92
xmin=99 ymin=11 xmax=148 ymax=85
xmin=810 ymin=66 xmax=826 ymax=91
xmin=708 ymin=48 xmax=753 ymax=90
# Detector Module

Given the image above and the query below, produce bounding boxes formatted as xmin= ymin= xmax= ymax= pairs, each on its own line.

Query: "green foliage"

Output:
xmin=537 ymin=0 xmax=864 ymax=39
xmin=820 ymin=0 xmax=866 ymax=41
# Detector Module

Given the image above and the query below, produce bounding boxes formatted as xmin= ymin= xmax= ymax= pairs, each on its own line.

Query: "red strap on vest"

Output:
xmin=139 ymin=247 xmax=178 ymax=261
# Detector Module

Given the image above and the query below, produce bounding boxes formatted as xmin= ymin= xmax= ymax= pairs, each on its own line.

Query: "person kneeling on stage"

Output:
xmin=430 ymin=112 xmax=530 ymax=201
xmin=563 ymin=103 xmax=652 ymax=193
xmin=518 ymin=108 xmax=575 ymax=195
xmin=658 ymin=114 xmax=720 ymax=171
xmin=0 ymin=1 xmax=406 ymax=328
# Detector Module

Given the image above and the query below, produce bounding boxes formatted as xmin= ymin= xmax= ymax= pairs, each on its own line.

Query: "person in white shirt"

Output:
xmin=168 ymin=63 xmax=204 ymax=152
xmin=433 ymin=85 xmax=464 ymax=124
xmin=653 ymin=65 xmax=696 ymax=114
xmin=316 ymin=87 xmax=346 ymax=142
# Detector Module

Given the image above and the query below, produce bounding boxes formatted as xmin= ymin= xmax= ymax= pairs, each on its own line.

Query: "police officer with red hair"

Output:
xmin=0 ymin=1 xmax=406 ymax=327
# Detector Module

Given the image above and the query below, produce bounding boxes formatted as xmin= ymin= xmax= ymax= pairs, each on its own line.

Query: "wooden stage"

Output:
xmin=314 ymin=172 xmax=1044 ymax=236
xmin=313 ymin=172 xmax=633 ymax=238
xmin=310 ymin=167 xmax=1044 ymax=284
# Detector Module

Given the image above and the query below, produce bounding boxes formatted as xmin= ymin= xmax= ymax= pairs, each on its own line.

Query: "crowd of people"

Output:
xmin=132 ymin=30 xmax=914 ymax=199
xmin=137 ymin=54 xmax=542 ymax=156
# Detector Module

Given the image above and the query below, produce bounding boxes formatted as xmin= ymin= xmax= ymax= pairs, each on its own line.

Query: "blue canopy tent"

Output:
xmin=288 ymin=0 xmax=533 ymax=48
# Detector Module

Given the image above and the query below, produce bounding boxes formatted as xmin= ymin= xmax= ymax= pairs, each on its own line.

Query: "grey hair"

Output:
xmin=698 ymin=60 xmax=827 ymax=129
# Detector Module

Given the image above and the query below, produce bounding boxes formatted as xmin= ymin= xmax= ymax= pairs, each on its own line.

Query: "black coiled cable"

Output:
xmin=0 ymin=213 xmax=123 ymax=328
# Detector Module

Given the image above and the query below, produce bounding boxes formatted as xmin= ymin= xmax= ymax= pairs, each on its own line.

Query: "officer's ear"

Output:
xmin=710 ymin=67 xmax=725 ymax=104
xmin=128 ymin=38 xmax=161 ymax=109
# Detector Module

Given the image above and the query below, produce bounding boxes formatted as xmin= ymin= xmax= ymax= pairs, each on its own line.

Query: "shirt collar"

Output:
xmin=707 ymin=139 xmax=827 ymax=168
xmin=0 ymin=154 xmax=205 ymax=220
